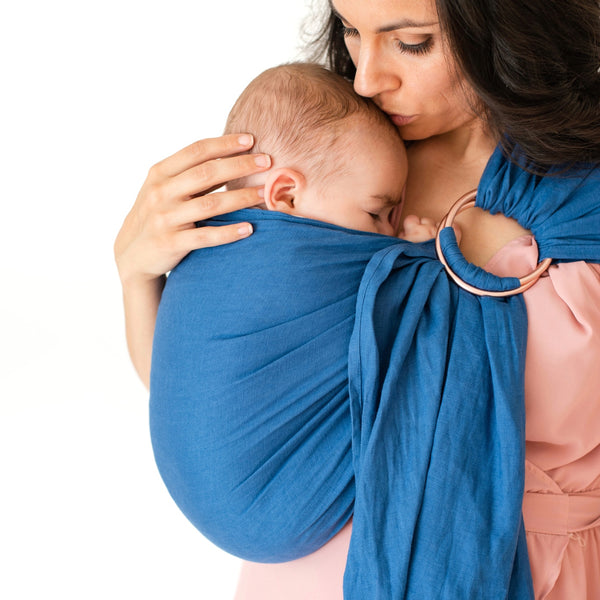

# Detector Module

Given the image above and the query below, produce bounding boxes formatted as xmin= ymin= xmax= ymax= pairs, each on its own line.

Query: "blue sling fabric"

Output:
xmin=476 ymin=147 xmax=600 ymax=263
xmin=150 ymin=148 xmax=599 ymax=599
xmin=150 ymin=213 xmax=400 ymax=562
xmin=344 ymin=244 xmax=531 ymax=598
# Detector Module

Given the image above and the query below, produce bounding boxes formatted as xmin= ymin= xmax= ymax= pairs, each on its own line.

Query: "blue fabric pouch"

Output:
xmin=150 ymin=213 xmax=400 ymax=562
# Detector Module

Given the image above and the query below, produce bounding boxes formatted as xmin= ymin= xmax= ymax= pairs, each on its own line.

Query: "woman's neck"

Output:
xmin=430 ymin=120 xmax=498 ymax=167
xmin=403 ymin=119 xmax=497 ymax=221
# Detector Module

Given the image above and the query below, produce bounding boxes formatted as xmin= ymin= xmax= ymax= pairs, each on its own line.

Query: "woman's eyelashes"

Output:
xmin=341 ymin=24 xmax=433 ymax=56
xmin=341 ymin=25 xmax=358 ymax=38
xmin=396 ymin=37 xmax=433 ymax=56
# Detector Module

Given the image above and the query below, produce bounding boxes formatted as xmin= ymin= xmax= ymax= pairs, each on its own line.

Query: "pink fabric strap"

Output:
xmin=523 ymin=489 xmax=600 ymax=535
xmin=522 ymin=462 xmax=600 ymax=598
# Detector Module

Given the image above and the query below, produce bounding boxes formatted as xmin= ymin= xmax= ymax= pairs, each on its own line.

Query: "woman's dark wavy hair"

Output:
xmin=308 ymin=0 xmax=600 ymax=170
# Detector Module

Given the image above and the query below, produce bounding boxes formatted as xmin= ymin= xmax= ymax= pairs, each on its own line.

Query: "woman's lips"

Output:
xmin=389 ymin=114 xmax=416 ymax=127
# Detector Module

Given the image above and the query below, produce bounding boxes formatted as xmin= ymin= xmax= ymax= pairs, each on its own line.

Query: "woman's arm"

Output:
xmin=114 ymin=133 xmax=271 ymax=388
xmin=117 ymin=275 xmax=165 ymax=389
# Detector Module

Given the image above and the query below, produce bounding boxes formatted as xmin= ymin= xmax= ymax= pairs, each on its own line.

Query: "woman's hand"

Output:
xmin=114 ymin=133 xmax=270 ymax=284
xmin=114 ymin=133 xmax=271 ymax=388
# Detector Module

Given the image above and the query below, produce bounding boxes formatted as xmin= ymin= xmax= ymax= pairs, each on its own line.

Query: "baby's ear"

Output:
xmin=263 ymin=168 xmax=306 ymax=214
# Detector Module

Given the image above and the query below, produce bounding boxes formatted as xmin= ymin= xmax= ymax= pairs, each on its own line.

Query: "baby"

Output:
xmin=224 ymin=62 xmax=436 ymax=241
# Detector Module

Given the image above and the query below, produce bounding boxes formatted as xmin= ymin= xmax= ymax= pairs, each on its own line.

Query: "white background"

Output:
xmin=0 ymin=1 xmax=316 ymax=598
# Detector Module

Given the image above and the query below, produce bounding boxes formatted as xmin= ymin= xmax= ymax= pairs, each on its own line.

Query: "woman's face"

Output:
xmin=331 ymin=0 xmax=477 ymax=140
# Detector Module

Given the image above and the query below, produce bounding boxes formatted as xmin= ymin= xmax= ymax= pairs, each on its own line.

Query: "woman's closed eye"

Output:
xmin=342 ymin=25 xmax=359 ymax=38
xmin=340 ymin=21 xmax=433 ymax=57
xmin=396 ymin=37 xmax=433 ymax=56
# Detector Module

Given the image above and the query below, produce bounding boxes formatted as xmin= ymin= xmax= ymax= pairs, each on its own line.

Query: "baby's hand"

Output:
xmin=399 ymin=215 xmax=462 ymax=244
xmin=399 ymin=215 xmax=438 ymax=242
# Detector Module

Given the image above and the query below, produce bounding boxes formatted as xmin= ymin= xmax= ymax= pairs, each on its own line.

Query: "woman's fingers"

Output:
xmin=117 ymin=186 xmax=262 ymax=279
xmin=177 ymin=221 xmax=254 ymax=250
xmin=161 ymin=152 xmax=271 ymax=202
xmin=116 ymin=134 xmax=270 ymax=283
xmin=176 ymin=186 xmax=264 ymax=225
xmin=149 ymin=134 xmax=257 ymax=179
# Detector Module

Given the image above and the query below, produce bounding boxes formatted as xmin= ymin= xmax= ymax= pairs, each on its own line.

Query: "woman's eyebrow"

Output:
xmin=330 ymin=4 xmax=438 ymax=32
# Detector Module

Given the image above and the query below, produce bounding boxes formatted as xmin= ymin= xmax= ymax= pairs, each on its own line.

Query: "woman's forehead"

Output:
xmin=330 ymin=0 xmax=439 ymax=28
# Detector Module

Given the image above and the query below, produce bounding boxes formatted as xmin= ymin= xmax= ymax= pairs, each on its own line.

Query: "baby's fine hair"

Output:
xmin=224 ymin=62 xmax=398 ymax=189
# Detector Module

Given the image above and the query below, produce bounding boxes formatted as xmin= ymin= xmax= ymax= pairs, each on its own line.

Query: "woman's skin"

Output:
xmin=114 ymin=0 xmax=531 ymax=593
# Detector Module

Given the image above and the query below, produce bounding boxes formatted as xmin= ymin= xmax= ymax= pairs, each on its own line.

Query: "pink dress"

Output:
xmin=235 ymin=236 xmax=600 ymax=600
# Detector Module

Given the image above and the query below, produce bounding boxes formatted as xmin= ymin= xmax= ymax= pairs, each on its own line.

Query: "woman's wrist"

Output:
xmin=118 ymin=264 xmax=166 ymax=289
xmin=121 ymin=271 xmax=166 ymax=299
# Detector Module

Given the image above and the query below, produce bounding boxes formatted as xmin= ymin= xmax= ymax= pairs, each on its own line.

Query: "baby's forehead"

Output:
xmin=335 ymin=113 xmax=405 ymax=151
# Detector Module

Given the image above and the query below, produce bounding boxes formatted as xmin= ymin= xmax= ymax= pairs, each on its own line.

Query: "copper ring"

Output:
xmin=435 ymin=190 xmax=552 ymax=297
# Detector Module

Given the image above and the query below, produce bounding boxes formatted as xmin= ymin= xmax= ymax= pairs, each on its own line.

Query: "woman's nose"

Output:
xmin=353 ymin=44 xmax=401 ymax=98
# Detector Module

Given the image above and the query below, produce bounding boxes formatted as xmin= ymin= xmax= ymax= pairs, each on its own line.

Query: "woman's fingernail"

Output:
xmin=238 ymin=134 xmax=253 ymax=147
xmin=238 ymin=224 xmax=253 ymax=237
xmin=257 ymin=187 xmax=265 ymax=199
xmin=254 ymin=154 xmax=271 ymax=168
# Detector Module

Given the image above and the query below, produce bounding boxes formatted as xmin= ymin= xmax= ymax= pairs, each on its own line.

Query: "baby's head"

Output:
xmin=225 ymin=63 xmax=407 ymax=235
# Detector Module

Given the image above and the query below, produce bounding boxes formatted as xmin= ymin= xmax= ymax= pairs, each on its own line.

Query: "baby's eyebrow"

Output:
xmin=371 ymin=193 xmax=400 ymax=206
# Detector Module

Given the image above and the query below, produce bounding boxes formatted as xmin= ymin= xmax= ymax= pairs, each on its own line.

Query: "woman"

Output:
xmin=114 ymin=0 xmax=600 ymax=598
